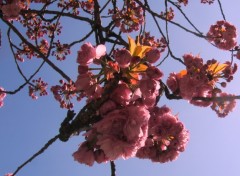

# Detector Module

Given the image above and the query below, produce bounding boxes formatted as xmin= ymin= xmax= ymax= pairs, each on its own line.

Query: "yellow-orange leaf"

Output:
xmin=132 ymin=63 xmax=148 ymax=72
xmin=208 ymin=62 xmax=227 ymax=74
xmin=177 ymin=70 xmax=187 ymax=78
xmin=128 ymin=36 xmax=152 ymax=58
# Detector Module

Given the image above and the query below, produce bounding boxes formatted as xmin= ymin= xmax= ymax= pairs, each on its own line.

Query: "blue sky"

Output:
xmin=1 ymin=1 xmax=240 ymax=176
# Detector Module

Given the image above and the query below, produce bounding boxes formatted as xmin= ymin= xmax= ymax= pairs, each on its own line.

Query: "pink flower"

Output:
xmin=139 ymin=78 xmax=160 ymax=98
xmin=1 ymin=0 xmax=21 ymax=21
xmin=77 ymin=43 xmax=96 ymax=65
xmin=73 ymin=141 xmax=95 ymax=166
xmin=95 ymin=44 xmax=106 ymax=59
xmin=136 ymin=106 xmax=189 ymax=163
xmin=145 ymin=48 xmax=161 ymax=63
xmin=78 ymin=65 xmax=89 ymax=74
xmin=92 ymin=105 xmax=150 ymax=160
xmin=146 ymin=66 xmax=163 ymax=80
xmin=207 ymin=20 xmax=237 ymax=50
xmin=94 ymin=150 xmax=109 ymax=164
xmin=99 ymin=100 xmax=117 ymax=115
xmin=190 ymin=84 xmax=213 ymax=107
xmin=211 ymin=92 xmax=236 ymax=117
xmin=113 ymin=49 xmax=132 ymax=68
xmin=77 ymin=43 xmax=106 ymax=65
xmin=0 ymin=87 xmax=6 ymax=108
xmin=75 ymin=73 xmax=95 ymax=92
xmin=110 ymin=83 xmax=132 ymax=106
xmin=85 ymin=84 xmax=103 ymax=100
xmin=166 ymin=73 xmax=179 ymax=94
xmin=183 ymin=54 xmax=203 ymax=70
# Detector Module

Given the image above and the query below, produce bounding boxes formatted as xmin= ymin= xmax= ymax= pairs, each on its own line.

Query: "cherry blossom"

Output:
xmin=207 ymin=20 xmax=237 ymax=50
xmin=0 ymin=87 xmax=6 ymax=108
xmin=136 ymin=106 xmax=189 ymax=163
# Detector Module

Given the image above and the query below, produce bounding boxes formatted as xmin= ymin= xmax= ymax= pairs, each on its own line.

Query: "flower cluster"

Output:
xmin=80 ymin=0 xmax=94 ymax=12
xmin=0 ymin=87 xmax=6 ymax=108
xmin=28 ymin=78 xmax=48 ymax=100
xmin=211 ymin=92 xmax=236 ymax=118
xmin=167 ymin=54 xmax=237 ymax=117
xmin=52 ymin=40 xmax=70 ymax=61
xmin=109 ymin=0 xmax=144 ymax=33
xmin=139 ymin=32 xmax=167 ymax=51
xmin=72 ymin=37 xmax=189 ymax=166
xmin=58 ymin=0 xmax=81 ymax=15
xmin=136 ymin=106 xmax=189 ymax=163
xmin=0 ymin=0 xmax=22 ymax=21
xmin=160 ymin=7 xmax=174 ymax=21
xmin=51 ymin=80 xmax=78 ymax=109
xmin=207 ymin=20 xmax=237 ymax=50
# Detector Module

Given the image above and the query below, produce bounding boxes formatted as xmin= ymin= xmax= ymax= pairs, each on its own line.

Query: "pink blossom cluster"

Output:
xmin=136 ymin=106 xmax=189 ymax=163
xmin=139 ymin=32 xmax=167 ymax=51
xmin=109 ymin=1 xmax=144 ymax=33
xmin=15 ymin=39 xmax=49 ymax=62
xmin=51 ymin=40 xmax=70 ymax=61
xmin=57 ymin=0 xmax=81 ymax=15
xmin=207 ymin=20 xmax=237 ymax=50
xmin=75 ymin=43 xmax=106 ymax=101
xmin=73 ymin=105 xmax=150 ymax=166
xmin=167 ymin=54 xmax=237 ymax=117
xmin=28 ymin=78 xmax=48 ymax=100
xmin=160 ymin=7 xmax=174 ymax=21
xmin=72 ymin=42 xmax=189 ymax=166
xmin=0 ymin=0 xmax=22 ymax=21
xmin=51 ymin=80 xmax=78 ymax=109
xmin=80 ymin=0 xmax=94 ymax=12
xmin=211 ymin=92 xmax=236 ymax=118
xmin=0 ymin=87 xmax=6 ymax=108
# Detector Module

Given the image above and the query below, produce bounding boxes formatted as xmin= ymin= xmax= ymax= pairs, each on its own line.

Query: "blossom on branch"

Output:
xmin=136 ymin=106 xmax=189 ymax=163
xmin=207 ymin=20 xmax=237 ymax=50
xmin=0 ymin=87 xmax=6 ymax=108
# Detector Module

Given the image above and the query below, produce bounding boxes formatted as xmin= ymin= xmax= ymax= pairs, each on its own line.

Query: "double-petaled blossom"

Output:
xmin=211 ymin=92 xmax=236 ymax=117
xmin=1 ymin=0 xmax=22 ymax=21
xmin=110 ymin=82 xmax=133 ymax=106
xmin=207 ymin=20 xmax=237 ymax=50
xmin=113 ymin=49 xmax=132 ymax=68
xmin=139 ymin=78 xmax=161 ymax=107
xmin=73 ymin=141 xmax=95 ymax=166
xmin=0 ymin=87 xmax=6 ymax=108
xmin=80 ymin=105 xmax=150 ymax=161
xmin=109 ymin=1 xmax=144 ymax=33
xmin=136 ymin=106 xmax=189 ymax=163
xmin=167 ymin=54 xmax=237 ymax=116
xmin=145 ymin=48 xmax=161 ymax=64
xmin=77 ymin=43 xmax=106 ymax=65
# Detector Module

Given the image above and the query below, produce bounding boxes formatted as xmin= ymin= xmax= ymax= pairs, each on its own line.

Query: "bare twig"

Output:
xmin=12 ymin=135 xmax=59 ymax=176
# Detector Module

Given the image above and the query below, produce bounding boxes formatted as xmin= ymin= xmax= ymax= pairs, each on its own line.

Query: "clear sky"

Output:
xmin=1 ymin=1 xmax=240 ymax=176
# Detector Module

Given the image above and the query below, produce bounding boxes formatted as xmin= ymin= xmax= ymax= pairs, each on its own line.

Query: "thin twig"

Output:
xmin=217 ymin=0 xmax=226 ymax=21
xmin=12 ymin=135 xmax=59 ymax=176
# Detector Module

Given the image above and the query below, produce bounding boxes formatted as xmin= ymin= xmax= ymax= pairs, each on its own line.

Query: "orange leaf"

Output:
xmin=208 ymin=62 xmax=227 ymax=75
xmin=128 ymin=36 xmax=152 ymax=58
xmin=177 ymin=70 xmax=187 ymax=78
